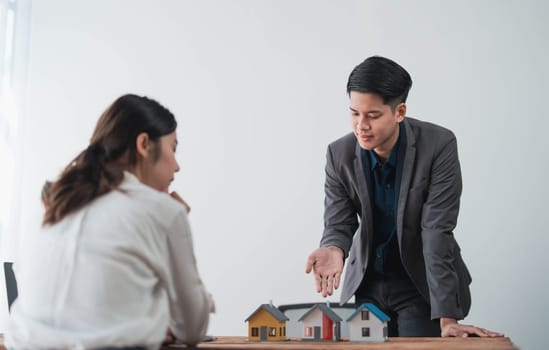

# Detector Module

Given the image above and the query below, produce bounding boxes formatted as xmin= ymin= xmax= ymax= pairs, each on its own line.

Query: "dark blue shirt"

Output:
xmin=360 ymin=123 xmax=408 ymax=277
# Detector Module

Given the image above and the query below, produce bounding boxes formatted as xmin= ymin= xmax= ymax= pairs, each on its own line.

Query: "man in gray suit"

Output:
xmin=306 ymin=56 xmax=502 ymax=337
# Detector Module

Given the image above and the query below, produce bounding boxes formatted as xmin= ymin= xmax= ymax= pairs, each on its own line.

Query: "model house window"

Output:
xmin=269 ymin=327 xmax=276 ymax=336
xmin=383 ymin=326 xmax=388 ymax=337
xmin=362 ymin=327 xmax=370 ymax=337
xmin=361 ymin=310 xmax=369 ymax=320
xmin=251 ymin=327 xmax=258 ymax=336
xmin=304 ymin=327 xmax=313 ymax=337
xmin=280 ymin=327 xmax=286 ymax=337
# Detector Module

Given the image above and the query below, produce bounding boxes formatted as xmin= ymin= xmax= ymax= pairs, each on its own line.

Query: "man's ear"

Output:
xmin=135 ymin=132 xmax=151 ymax=158
xmin=396 ymin=103 xmax=407 ymax=123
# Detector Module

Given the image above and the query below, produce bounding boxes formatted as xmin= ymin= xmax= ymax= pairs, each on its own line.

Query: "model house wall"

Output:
xmin=245 ymin=304 xmax=288 ymax=341
xmin=278 ymin=303 xmax=355 ymax=338
xmin=298 ymin=304 xmax=342 ymax=341
xmin=346 ymin=303 xmax=390 ymax=342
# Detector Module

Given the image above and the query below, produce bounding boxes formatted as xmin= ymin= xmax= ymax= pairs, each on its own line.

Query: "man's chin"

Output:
xmin=358 ymin=141 xmax=374 ymax=150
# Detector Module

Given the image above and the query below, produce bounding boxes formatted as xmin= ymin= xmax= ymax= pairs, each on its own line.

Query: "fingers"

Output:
xmin=334 ymin=272 xmax=341 ymax=290
xmin=163 ymin=329 xmax=175 ymax=345
xmin=306 ymin=251 xmax=323 ymax=293
xmin=314 ymin=273 xmax=322 ymax=293
xmin=327 ymin=273 xmax=334 ymax=296
xmin=480 ymin=328 xmax=504 ymax=337
xmin=472 ymin=327 xmax=490 ymax=337
xmin=320 ymin=274 xmax=339 ymax=297
xmin=305 ymin=254 xmax=315 ymax=274
xmin=170 ymin=191 xmax=191 ymax=213
xmin=465 ymin=325 xmax=503 ymax=338
xmin=319 ymin=275 xmax=329 ymax=297
xmin=490 ymin=331 xmax=505 ymax=337
xmin=442 ymin=324 xmax=504 ymax=338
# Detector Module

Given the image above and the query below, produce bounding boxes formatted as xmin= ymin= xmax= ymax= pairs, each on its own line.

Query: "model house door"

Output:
xmin=314 ymin=326 xmax=321 ymax=340
xmin=260 ymin=326 xmax=267 ymax=341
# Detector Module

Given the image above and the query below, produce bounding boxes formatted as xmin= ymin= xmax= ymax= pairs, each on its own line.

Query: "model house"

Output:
xmin=298 ymin=303 xmax=342 ymax=341
xmin=245 ymin=303 xmax=289 ymax=341
xmin=346 ymin=303 xmax=390 ymax=342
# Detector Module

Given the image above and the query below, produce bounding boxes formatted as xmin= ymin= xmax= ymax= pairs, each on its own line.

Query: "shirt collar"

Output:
xmin=368 ymin=123 xmax=404 ymax=170
xmin=123 ymin=171 xmax=141 ymax=184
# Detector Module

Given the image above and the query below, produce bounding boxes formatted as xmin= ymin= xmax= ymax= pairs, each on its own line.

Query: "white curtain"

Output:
xmin=0 ymin=0 xmax=17 ymax=247
xmin=0 ymin=0 xmax=31 ymax=332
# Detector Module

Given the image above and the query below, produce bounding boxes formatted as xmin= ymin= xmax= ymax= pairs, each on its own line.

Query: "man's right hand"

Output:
xmin=305 ymin=246 xmax=344 ymax=297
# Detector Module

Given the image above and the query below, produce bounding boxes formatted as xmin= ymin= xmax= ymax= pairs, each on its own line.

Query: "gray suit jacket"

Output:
xmin=321 ymin=117 xmax=472 ymax=320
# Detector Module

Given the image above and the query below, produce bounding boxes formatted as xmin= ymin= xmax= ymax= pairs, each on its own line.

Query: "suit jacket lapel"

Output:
xmin=354 ymin=143 xmax=374 ymax=248
xmin=397 ymin=120 xmax=416 ymax=248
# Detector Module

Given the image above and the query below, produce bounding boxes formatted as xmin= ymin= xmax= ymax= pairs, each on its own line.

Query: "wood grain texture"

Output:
xmin=164 ymin=336 xmax=518 ymax=350
xmin=0 ymin=335 xmax=519 ymax=350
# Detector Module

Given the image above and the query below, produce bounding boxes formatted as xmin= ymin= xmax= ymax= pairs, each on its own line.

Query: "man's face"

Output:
xmin=349 ymin=91 xmax=405 ymax=159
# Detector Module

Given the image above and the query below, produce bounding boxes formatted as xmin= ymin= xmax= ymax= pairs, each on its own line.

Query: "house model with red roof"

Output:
xmin=298 ymin=303 xmax=342 ymax=341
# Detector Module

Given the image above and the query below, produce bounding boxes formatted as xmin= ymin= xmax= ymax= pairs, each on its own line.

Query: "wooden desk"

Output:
xmin=165 ymin=336 xmax=518 ymax=350
xmin=0 ymin=335 xmax=519 ymax=350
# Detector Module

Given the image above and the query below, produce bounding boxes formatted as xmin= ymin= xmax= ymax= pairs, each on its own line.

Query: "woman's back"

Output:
xmin=7 ymin=172 xmax=210 ymax=350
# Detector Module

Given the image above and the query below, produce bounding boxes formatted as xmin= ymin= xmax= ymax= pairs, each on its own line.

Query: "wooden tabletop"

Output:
xmin=165 ymin=336 xmax=518 ymax=350
xmin=0 ymin=335 xmax=519 ymax=350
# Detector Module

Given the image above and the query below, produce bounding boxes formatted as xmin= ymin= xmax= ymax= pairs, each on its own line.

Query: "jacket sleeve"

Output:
xmin=165 ymin=211 xmax=215 ymax=345
xmin=420 ymin=135 xmax=465 ymax=320
xmin=320 ymin=144 xmax=359 ymax=257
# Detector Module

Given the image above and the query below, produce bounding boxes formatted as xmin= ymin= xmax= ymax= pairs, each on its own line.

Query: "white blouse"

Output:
xmin=6 ymin=172 xmax=214 ymax=350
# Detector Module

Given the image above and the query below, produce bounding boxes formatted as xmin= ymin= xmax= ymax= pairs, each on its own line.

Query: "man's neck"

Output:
xmin=373 ymin=125 xmax=400 ymax=162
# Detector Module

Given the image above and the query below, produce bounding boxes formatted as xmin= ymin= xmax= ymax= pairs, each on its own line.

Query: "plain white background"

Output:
xmin=1 ymin=1 xmax=548 ymax=349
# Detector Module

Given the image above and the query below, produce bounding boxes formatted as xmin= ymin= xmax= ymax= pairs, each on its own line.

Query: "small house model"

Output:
xmin=298 ymin=303 xmax=342 ymax=341
xmin=346 ymin=303 xmax=390 ymax=342
xmin=245 ymin=303 xmax=289 ymax=341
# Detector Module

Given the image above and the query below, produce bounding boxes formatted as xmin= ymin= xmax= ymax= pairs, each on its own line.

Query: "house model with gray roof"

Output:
xmin=245 ymin=303 xmax=289 ymax=341
xmin=298 ymin=303 xmax=342 ymax=341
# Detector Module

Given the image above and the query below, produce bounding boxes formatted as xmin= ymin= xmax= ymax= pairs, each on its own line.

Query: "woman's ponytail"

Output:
xmin=43 ymin=143 xmax=124 ymax=225
xmin=42 ymin=94 xmax=176 ymax=226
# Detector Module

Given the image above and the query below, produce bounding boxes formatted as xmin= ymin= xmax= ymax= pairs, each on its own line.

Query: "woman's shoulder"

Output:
xmin=111 ymin=173 xmax=187 ymax=218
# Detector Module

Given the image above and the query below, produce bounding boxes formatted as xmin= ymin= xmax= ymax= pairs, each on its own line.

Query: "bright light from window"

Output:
xmin=0 ymin=0 xmax=17 ymax=235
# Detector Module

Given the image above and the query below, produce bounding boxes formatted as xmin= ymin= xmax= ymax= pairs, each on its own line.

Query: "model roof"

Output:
xmin=298 ymin=303 xmax=343 ymax=322
xmin=245 ymin=303 xmax=289 ymax=322
xmin=346 ymin=302 xmax=390 ymax=322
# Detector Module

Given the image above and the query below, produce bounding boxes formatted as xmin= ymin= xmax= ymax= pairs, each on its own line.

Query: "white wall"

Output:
xmin=2 ymin=1 xmax=548 ymax=349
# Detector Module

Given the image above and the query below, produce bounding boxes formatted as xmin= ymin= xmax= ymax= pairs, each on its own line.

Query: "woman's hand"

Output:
xmin=170 ymin=191 xmax=191 ymax=213
xmin=162 ymin=329 xmax=175 ymax=345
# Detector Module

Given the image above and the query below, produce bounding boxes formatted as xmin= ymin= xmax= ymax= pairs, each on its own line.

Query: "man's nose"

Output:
xmin=357 ymin=115 xmax=371 ymax=130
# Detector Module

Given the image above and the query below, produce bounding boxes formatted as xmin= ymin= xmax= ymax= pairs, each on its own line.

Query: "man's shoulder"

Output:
xmin=407 ymin=117 xmax=456 ymax=139
xmin=328 ymin=132 xmax=357 ymax=150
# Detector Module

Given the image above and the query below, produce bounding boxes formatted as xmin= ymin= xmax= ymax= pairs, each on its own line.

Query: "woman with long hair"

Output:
xmin=7 ymin=94 xmax=214 ymax=349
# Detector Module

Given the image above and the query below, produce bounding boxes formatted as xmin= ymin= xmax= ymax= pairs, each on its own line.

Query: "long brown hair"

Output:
xmin=43 ymin=94 xmax=177 ymax=225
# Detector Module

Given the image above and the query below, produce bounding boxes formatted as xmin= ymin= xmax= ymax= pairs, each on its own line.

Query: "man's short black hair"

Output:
xmin=347 ymin=56 xmax=413 ymax=108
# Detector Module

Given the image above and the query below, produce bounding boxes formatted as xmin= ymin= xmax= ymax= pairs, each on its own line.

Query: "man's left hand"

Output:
xmin=440 ymin=318 xmax=504 ymax=337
